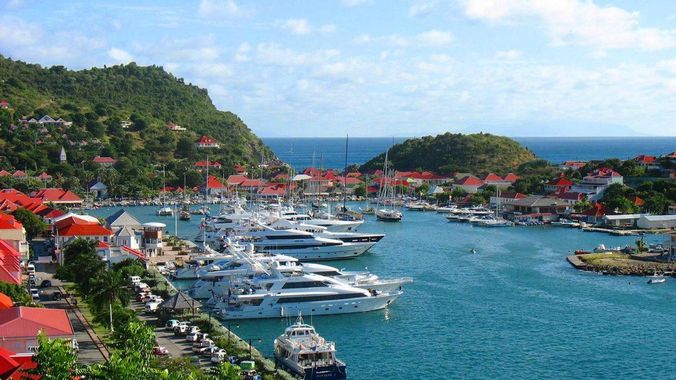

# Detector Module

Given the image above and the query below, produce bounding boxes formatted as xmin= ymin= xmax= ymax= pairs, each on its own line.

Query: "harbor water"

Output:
xmin=90 ymin=205 xmax=674 ymax=379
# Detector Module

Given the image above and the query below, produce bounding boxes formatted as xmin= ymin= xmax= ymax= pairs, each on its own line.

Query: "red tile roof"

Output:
xmin=498 ymin=191 xmax=527 ymax=199
xmin=0 ymin=239 xmax=21 ymax=285
xmin=240 ymin=179 xmax=267 ymax=188
xmin=97 ymin=241 xmax=110 ymax=249
xmin=0 ymin=307 xmax=74 ymax=338
xmin=11 ymin=171 xmax=26 ymax=178
xmin=194 ymin=160 xmax=222 ymax=168
xmin=456 ymin=175 xmax=484 ymax=186
xmin=0 ymin=214 xmax=23 ymax=231
xmin=336 ymin=177 xmax=363 ymax=185
xmin=503 ymin=173 xmax=519 ymax=182
xmin=204 ymin=175 xmax=226 ymax=189
xmin=303 ymin=167 xmax=321 ymax=176
xmin=556 ymin=191 xmax=584 ymax=201
xmin=0 ymin=170 xmax=10 ymax=177
xmin=482 ymin=173 xmax=503 ymax=182
xmin=234 ymin=164 xmax=247 ymax=173
xmin=634 ymin=155 xmax=656 ymax=163
xmin=57 ymin=223 xmax=112 ymax=237
xmin=547 ymin=175 xmax=574 ymax=187
xmin=227 ymin=175 xmax=248 ymax=186
xmin=92 ymin=156 xmax=116 ymax=164
xmin=260 ymin=184 xmax=287 ymax=196
xmin=590 ymin=167 xmax=622 ymax=178
xmin=197 ymin=135 xmax=218 ymax=144
xmin=31 ymin=188 xmax=82 ymax=203
xmin=36 ymin=172 xmax=52 ymax=180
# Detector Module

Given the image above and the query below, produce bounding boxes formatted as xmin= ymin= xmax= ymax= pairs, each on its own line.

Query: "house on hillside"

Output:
xmin=92 ymin=156 xmax=116 ymax=168
xmin=633 ymin=155 xmax=659 ymax=170
xmin=544 ymin=175 xmax=574 ymax=194
xmin=87 ymin=180 xmax=108 ymax=199
xmin=195 ymin=136 xmax=219 ymax=149
xmin=166 ymin=122 xmax=186 ymax=132
xmin=0 ymin=99 xmax=9 ymax=109
xmin=452 ymin=175 xmax=484 ymax=194
xmin=481 ymin=173 xmax=512 ymax=189
xmin=570 ymin=168 xmax=623 ymax=201
xmin=561 ymin=161 xmax=586 ymax=170
xmin=194 ymin=160 xmax=222 ymax=171
xmin=105 ymin=209 xmax=143 ymax=231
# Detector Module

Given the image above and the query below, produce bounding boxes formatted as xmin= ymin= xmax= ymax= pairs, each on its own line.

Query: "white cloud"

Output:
xmin=234 ymin=42 xmax=251 ymax=62
xmin=0 ymin=16 xmax=41 ymax=46
xmin=279 ymin=19 xmax=311 ymax=35
xmin=193 ymin=62 xmax=232 ymax=78
xmin=416 ymin=30 xmax=454 ymax=46
xmin=256 ymin=43 xmax=340 ymax=66
xmin=6 ymin=0 xmax=24 ymax=9
xmin=495 ymin=49 xmax=522 ymax=59
xmin=197 ymin=0 xmax=243 ymax=18
xmin=107 ymin=48 xmax=134 ymax=63
xmin=409 ymin=0 xmax=437 ymax=18
xmin=341 ymin=0 xmax=370 ymax=7
xmin=459 ymin=0 xmax=676 ymax=50
xmin=278 ymin=19 xmax=336 ymax=35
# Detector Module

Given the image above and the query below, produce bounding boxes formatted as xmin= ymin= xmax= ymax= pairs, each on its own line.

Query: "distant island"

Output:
xmin=359 ymin=132 xmax=536 ymax=174
xmin=0 ymin=56 xmax=275 ymax=196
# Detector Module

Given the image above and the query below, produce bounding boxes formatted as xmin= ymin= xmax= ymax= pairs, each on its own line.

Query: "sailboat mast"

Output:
xmin=343 ymin=134 xmax=348 ymax=211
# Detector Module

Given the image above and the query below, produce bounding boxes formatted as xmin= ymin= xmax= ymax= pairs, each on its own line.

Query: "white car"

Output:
xmin=26 ymin=263 xmax=36 ymax=275
xmin=210 ymin=349 xmax=228 ymax=364
xmin=186 ymin=332 xmax=201 ymax=342
xmin=30 ymin=288 xmax=40 ymax=301
xmin=165 ymin=319 xmax=181 ymax=331
xmin=199 ymin=346 xmax=219 ymax=357
xmin=145 ymin=301 xmax=161 ymax=313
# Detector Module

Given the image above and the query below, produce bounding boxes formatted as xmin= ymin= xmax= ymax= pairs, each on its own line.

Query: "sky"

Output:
xmin=1 ymin=0 xmax=676 ymax=137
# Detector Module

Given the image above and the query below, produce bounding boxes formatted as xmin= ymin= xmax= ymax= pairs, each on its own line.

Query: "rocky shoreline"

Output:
xmin=567 ymin=253 xmax=676 ymax=276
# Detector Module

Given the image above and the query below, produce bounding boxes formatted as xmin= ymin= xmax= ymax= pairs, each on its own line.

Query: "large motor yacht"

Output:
xmin=213 ymin=266 xmax=403 ymax=319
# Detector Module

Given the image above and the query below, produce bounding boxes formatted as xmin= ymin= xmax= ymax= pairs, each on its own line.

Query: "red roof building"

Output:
xmin=239 ymin=179 xmax=267 ymax=189
xmin=303 ymin=167 xmax=321 ymax=177
xmin=92 ymin=156 xmax=117 ymax=165
xmin=11 ymin=171 xmax=26 ymax=178
xmin=234 ymin=164 xmax=248 ymax=175
xmin=203 ymin=175 xmax=226 ymax=190
xmin=482 ymin=173 xmax=503 ymax=182
xmin=561 ymin=161 xmax=586 ymax=170
xmin=0 ymin=100 xmax=9 ymax=109
xmin=0 ymin=239 xmax=21 ymax=285
xmin=0 ymin=170 xmax=10 ymax=177
xmin=0 ymin=346 xmax=38 ymax=379
xmin=634 ymin=155 xmax=658 ymax=169
xmin=195 ymin=135 xmax=220 ymax=149
xmin=36 ymin=172 xmax=52 ymax=181
xmin=0 ymin=307 xmax=74 ymax=354
xmin=453 ymin=175 xmax=484 ymax=194
xmin=544 ymin=174 xmax=574 ymax=193
xmin=31 ymin=188 xmax=82 ymax=205
xmin=503 ymin=173 xmax=519 ymax=182
xmin=194 ymin=160 xmax=222 ymax=169
xmin=259 ymin=184 xmax=287 ymax=197
xmin=227 ymin=175 xmax=248 ymax=186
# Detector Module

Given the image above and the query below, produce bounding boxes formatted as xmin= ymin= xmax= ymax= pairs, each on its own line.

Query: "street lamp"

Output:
xmin=241 ymin=337 xmax=262 ymax=361
xmin=227 ymin=321 xmax=240 ymax=347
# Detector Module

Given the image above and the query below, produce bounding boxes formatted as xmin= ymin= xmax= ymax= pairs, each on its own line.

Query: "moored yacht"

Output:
xmin=213 ymin=267 xmax=402 ymax=319
xmin=274 ymin=313 xmax=347 ymax=380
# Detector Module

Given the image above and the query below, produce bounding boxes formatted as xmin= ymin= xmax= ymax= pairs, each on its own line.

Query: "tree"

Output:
xmin=12 ymin=207 xmax=47 ymax=239
xmin=353 ymin=183 xmax=366 ymax=197
xmin=0 ymin=281 xmax=32 ymax=305
xmin=210 ymin=362 xmax=241 ymax=380
xmin=451 ymin=187 xmax=467 ymax=200
xmin=55 ymin=239 xmax=105 ymax=294
xmin=89 ymin=270 xmax=130 ymax=330
xmin=29 ymin=332 xmax=79 ymax=380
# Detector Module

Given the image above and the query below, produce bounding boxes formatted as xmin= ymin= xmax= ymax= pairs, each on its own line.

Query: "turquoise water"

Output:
xmin=90 ymin=205 xmax=673 ymax=379
xmin=263 ymin=136 xmax=676 ymax=169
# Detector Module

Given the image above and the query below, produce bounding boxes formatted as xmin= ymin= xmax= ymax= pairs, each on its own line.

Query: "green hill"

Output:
xmin=360 ymin=132 xmax=537 ymax=175
xmin=0 ymin=56 xmax=275 ymax=196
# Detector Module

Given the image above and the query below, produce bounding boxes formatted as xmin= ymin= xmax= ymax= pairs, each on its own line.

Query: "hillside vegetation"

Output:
xmin=360 ymin=132 xmax=537 ymax=174
xmin=0 ymin=56 xmax=274 ymax=196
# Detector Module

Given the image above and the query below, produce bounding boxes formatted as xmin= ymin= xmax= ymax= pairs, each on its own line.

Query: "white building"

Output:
xmin=570 ymin=168 xmax=623 ymax=201
xmin=637 ymin=215 xmax=676 ymax=229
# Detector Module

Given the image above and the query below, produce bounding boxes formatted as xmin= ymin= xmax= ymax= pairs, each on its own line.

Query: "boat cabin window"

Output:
xmin=314 ymin=271 xmax=340 ymax=276
xmin=282 ymin=281 xmax=328 ymax=289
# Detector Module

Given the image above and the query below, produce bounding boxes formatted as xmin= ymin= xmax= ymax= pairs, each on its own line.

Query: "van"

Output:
xmin=130 ymin=276 xmax=141 ymax=284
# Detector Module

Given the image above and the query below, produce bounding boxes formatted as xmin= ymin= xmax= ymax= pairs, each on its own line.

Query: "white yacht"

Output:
xmin=375 ymin=208 xmax=403 ymax=222
xmin=280 ymin=211 xmax=364 ymax=232
xmin=238 ymin=225 xmax=377 ymax=261
xmin=156 ymin=206 xmax=173 ymax=216
xmin=213 ymin=267 xmax=402 ymax=319
xmin=274 ymin=313 xmax=347 ymax=380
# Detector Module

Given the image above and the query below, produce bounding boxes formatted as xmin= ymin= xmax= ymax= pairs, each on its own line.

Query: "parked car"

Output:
xmin=39 ymin=279 xmax=52 ymax=288
xmin=136 ymin=291 xmax=151 ymax=302
xmin=199 ymin=346 xmax=219 ymax=357
xmin=187 ymin=326 xmax=200 ymax=335
xmin=153 ymin=346 xmax=169 ymax=356
xmin=26 ymin=263 xmax=36 ymax=275
xmin=174 ymin=323 xmax=190 ymax=336
xmin=192 ymin=340 xmax=214 ymax=353
xmin=196 ymin=333 xmax=209 ymax=342
xmin=140 ymin=293 xmax=155 ymax=303
xmin=30 ymin=288 xmax=40 ymax=301
xmin=210 ymin=349 xmax=228 ymax=364
xmin=165 ymin=319 xmax=181 ymax=331
xmin=130 ymin=276 xmax=141 ymax=284
xmin=186 ymin=332 xmax=201 ymax=342
xmin=145 ymin=301 xmax=161 ymax=313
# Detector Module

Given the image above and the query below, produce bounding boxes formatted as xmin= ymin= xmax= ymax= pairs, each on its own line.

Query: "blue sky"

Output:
xmin=1 ymin=0 xmax=676 ymax=137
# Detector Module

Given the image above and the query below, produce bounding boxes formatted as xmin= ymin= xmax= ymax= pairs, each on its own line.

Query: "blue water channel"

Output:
xmin=90 ymin=205 xmax=673 ymax=379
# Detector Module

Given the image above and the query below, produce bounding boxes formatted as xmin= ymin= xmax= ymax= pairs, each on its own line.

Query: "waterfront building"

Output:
xmin=142 ymin=222 xmax=165 ymax=257
xmin=637 ymin=215 xmax=676 ymax=229
xmin=105 ymin=209 xmax=143 ymax=231
xmin=0 ymin=214 xmax=28 ymax=261
xmin=31 ymin=188 xmax=82 ymax=206
xmin=544 ymin=174 xmax=574 ymax=194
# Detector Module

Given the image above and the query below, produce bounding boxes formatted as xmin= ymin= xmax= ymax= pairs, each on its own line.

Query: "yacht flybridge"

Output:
xmin=274 ymin=313 xmax=347 ymax=380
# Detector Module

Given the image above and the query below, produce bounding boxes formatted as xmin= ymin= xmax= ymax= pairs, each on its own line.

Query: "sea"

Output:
xmin=263 ymin=136 xmax=676 ymax=170
xmin=89 ymin=205 xmax=674 ymax=380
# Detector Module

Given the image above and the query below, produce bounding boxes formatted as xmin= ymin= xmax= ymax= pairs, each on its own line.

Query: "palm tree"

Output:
xmin=89 ymin=270 xmax=129 ymax=331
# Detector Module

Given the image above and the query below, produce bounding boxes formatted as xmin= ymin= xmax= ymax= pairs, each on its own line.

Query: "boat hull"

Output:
xmin=217 ymin=291 xmax=401 ymax=320
xmin=274 ymin=357 xmax=347 ymax=380
xmin=254 ymin=242 xmax=376 ymax=261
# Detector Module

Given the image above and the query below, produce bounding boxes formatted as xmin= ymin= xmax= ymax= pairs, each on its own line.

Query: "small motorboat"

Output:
xmin=647 ymin=273 xmax=666 ymax=284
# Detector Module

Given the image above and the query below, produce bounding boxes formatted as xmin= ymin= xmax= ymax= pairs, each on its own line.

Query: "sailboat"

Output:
xmin=156 ymin=165 xmax=174 ymax=216
xmin=474 ymin=187 xmax=512 ymax=227
xmin=179 ymin=174 xmax=191 ymax=221
xmin=375 ymin=149 xmax=402 ymax=222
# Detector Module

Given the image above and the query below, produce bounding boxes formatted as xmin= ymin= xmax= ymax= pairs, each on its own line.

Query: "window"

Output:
xmin=282 ymin=281 xmax=327 ymax=289
xmin=277 ymin=293 xmax=365 ymax=303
